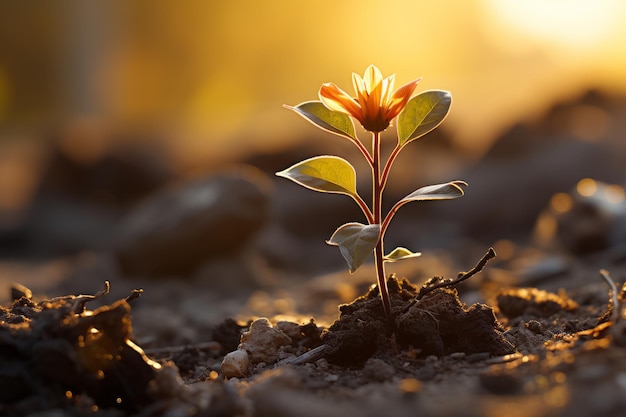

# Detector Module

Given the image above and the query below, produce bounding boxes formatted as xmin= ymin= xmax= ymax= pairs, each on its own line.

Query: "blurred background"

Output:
xmin=2 ymin=1 xmax=626 ymax=160
xmin=1 ymin=0 xmax=626 ymax=304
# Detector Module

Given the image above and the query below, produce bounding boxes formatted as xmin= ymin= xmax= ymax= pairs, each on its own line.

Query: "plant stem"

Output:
xmin=380 ymin=144 xmax=401 ymax=188
xmin=372 ymin=132 xmax=392 ymax=318
xmin=353 ymin=194 xmax=375 ymax=224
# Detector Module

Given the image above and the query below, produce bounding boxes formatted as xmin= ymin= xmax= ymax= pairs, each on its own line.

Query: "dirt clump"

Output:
xmin=0 ymin=284 xmax=221 ymax=416
xmin=496 ymin=287 xmax=579 ymax=319
xmin=322 ymin=276 xmax=515 ymax=366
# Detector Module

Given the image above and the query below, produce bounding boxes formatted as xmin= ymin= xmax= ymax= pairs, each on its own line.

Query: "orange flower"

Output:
xmin=319 ymin=65 xmax=421 ymax=133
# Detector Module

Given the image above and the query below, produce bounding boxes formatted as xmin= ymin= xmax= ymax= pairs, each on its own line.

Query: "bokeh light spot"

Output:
xmin=550 ymin=193 xmax=573 ymax=214
xmin=577 ymin=178 xmax=597 ymax=197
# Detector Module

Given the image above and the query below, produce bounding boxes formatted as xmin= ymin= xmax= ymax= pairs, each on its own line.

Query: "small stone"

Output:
xmin=466 ymin=352 xmax=491 ymax=363
xmin=496 ymin=287 xmax=578 ymax=319
xmin=324 ymin=374 xmax=339 ymax=382
xmin=239 ymin=318 xmax=292 ymax=365
xmin=315 ymin=358 xmax=329 ymax=370
xmin=363 ymin=358 xmax=395 ymax=382
xmin=115 ymin=168 xmax=271 ymax=277
xmin=425 ymin=355 xmax=439 ymax=364
xmin=449 ymin=352 xmax=466 ymax=360
xmin=276 ymin=321 xmax=301 ymax=341
xmin=525 ymin=320 xmax=543 ymax=334
xmin=220 ymin=349 xmax=249 ymax=378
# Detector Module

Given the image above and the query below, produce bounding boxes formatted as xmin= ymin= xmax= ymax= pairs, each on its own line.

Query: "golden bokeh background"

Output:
xmin=1 ymin=0 xmax=625 ymax=164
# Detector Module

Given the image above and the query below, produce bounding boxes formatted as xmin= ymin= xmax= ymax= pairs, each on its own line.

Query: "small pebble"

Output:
xmin=363 ymin=358 xmax=395 ymax=382
xmin=239 ymin=318 xmax=292 ymax=364
xmin=315 ymin=358 xmax=329 ymax=370
xmin=526 ymin=320 xmax=543 ymax=334
xmin=276 ymin=321 xmax=301 ymax=340
xmin=466 ymin=352 xmax=491 ymax=363
xmin=324 ymin=374 xmax=339 ymax=382
xmin=220 ymin=349 xmax=249 ymax=378
xmin=425 ymin=355 xmax=439 ymax=364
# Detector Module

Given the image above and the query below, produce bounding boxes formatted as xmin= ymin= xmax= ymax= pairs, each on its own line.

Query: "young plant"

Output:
xmin=277 ymin=65 xmax=467 ymax=318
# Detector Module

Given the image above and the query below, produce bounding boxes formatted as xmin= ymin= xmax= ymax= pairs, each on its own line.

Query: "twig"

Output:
xmin=125 ymin=288 xmax=144 ymax=303
xmin=70 ymin=281 xmax=111 ymax=313
xmin=402 ymin=247 xmax=497 ymax=313
xmin=599 ymin=269 xmax=619 ymax=324
xmin=276 ymin=344 xmax=327 ymax=366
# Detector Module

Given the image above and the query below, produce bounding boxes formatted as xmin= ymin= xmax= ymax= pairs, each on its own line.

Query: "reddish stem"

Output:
xmin=380 ymin=144 xmax=402 ymax=190
xmin=353 ymin=193 xmax=374 ymax=224
xmin=372 ymin=131 xmax=391 ymax=318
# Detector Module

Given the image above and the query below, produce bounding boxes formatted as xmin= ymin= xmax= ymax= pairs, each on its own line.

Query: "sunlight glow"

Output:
xmin=485 ymin=0 xmax=622 ymax=49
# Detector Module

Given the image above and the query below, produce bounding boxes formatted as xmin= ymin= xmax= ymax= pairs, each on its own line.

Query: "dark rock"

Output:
xmin=445 ymin=90 xmax=626 ymax=244
xmin=114 ymin=167 xmax=272 ymax=277
xmin=0 ymin=140 xmax=172 ymax=259
xmin=496 ymin=287 xmax=579 ymax=319
xmin=533 ymin=179 xmax=626 ymax=255
xmin=41 ymin=141 xmax=172 ymax=209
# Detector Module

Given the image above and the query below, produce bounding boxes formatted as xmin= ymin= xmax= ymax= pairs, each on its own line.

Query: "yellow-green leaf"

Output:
xmin=276 ymin=156 xmax=358 ymax=197
xmin=399 ymin=181 xmax=467 ymax=203
xmin=326 ymin=223 xmax=380 ymax=273
xmin=397 ymin=90 xmax=452 ymax=146
xmin=384 ymin=247 xmax=422 ymax=263
xmin=285 ymin=101 xmax=357 ymax=140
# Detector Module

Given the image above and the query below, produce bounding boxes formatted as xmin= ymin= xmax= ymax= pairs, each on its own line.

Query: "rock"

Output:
xmin=239 ymin=318 xmax=292 ymax=365
xmin=221 ymin=349 xmax=250 ymax=378
xmin=275 ymin=321 xmax=301 ymax=341
xmin=0 ymin=137 xmax=173 ymax=259
xmin=114 ymin=167 xmax=272 ymax=277
xmin=448 ymin=91 xmax=626 ymax=243
xmin=533 ymin=179 xmax=626 ymax=255
xmin=496 ymin=287 xmax=579 ymax=319
xmin=363 ymin=358 xmax=394 ymax=382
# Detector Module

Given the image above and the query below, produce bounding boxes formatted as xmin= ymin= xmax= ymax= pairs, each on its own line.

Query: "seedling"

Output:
xmin=277 ymin=65 xmax=467 ymax=318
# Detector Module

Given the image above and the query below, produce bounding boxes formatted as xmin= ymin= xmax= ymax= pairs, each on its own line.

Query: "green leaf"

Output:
xmin=399 ymin=181 xmax=467 ymax=204
xmin=397 ymin=90 xmax=452 ymax=146
xmin=276 ymin=156 xmax=358 ymax=197
xmin=285 ymin=101 xmax=357 ymax=140
xmin=326 ymin=223 xmax=380 ymax=273
xmin=384 ymin=247 xmax=422 ymax=262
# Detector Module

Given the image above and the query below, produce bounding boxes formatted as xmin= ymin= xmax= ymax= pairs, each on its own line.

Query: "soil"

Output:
xmin=1 ymin=252 xmax=625 ymax=417
xmin=2 ymin=90 xmax=626 ymax=416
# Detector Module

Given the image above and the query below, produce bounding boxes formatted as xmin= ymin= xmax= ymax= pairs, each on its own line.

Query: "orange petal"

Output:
xmin=362 ymin=77 xmax=384 ymax=123
xmin=319 ymin=83 xmax=363 ymax=120
xmin=386 ymin=78 xmax=421 ymax=118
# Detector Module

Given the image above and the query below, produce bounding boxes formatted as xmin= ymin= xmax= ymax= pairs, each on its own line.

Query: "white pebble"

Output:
xmin=221 ymin=349 xmax=250 ymax=378
xmin=239 ymin=318 xmax=292 ymax=364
